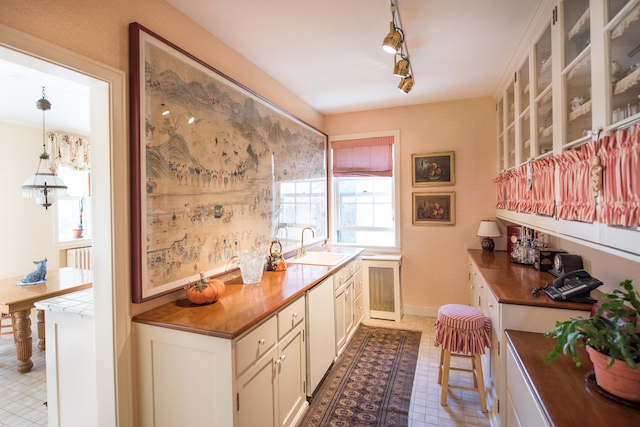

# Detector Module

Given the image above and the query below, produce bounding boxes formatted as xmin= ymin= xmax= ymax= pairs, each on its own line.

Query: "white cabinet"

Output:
xmin=135 ymin=295 xmax=307 ymax=427
xmin=334 ymin=257 xmax=362 ymax=355
xmin=306 ymin=277 xmax=336 ymax=396
xmin=468 ymin=254 xmax=591 ymax=427
xmin=363 ymin=255 xmax=403 ymax=322
xmin=505 ymin=343 xmax=550 ymax=427
xmin=35 ymin=290 xmax=97 ymax=427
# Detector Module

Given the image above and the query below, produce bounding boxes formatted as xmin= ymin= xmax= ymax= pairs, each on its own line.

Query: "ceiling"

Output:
xmin=0 ymin=0 xmax=545 ymax=135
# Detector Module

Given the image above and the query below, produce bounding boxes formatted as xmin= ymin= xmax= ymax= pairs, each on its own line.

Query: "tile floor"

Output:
xmin=363 ymin=315 xmax=491 ymax=427
xmin=0 ymin=312 xmax=48 ymax=427
xmin=0 ymin=314 xmax=489 ymax=427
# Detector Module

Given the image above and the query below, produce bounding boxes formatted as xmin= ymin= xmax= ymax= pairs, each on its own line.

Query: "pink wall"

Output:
xmin=325 ymin=98 xmax=498 ymax=314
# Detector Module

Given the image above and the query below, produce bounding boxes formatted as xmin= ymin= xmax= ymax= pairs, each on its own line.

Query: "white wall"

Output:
xmin=0 ymin=121 xmax=60 ymax=277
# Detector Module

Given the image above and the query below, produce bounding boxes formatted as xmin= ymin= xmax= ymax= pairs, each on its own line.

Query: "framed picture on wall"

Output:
xmin=411 ymin=151 xmax=455 ymax=187
xmin=412 ymin=192 xmax=455 ymax=226
xmin=128 ymin=23 xmax=327 ymax=302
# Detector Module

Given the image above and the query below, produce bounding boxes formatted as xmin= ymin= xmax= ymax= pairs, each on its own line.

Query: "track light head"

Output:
xmin=382 ymin=21 xmax=403 ymax=54
xmin=393 ymin=55 xmax=410 ymax=77
xmin=398 ymin=75 xmax=414 ymax=94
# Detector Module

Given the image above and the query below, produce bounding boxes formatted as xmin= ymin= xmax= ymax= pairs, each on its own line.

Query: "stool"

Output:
xmin=0 ymin=313 xmax=12 ymax=336
xmin=434 ymin=304 xmax=492 ymax=413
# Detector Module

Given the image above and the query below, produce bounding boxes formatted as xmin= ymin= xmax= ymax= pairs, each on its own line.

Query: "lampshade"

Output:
xmin=22 ymin=87 xmax=67 ymax=209
xmin=477 ymin=220 xmax=502 ymax=238
xmin=398 ymin=75 xmax=414 ymax=93
xmin=382 ymin=21 xmax=403 ymax=54
xmin=393 ymin=55 xmax=410 ymax=77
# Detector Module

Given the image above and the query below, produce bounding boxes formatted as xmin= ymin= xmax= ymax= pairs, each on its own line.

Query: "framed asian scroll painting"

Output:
xmin=129 ymin=23 xmax=327 ymax=302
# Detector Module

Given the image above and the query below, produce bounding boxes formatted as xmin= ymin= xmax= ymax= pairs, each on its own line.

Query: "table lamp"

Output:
xmin=477 ymin=220 xmax=501 ymax=252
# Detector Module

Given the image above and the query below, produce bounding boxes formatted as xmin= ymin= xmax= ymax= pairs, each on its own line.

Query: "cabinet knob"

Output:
xmin=292 ymin=312 xmax=298 ymax=318
xmin=275 ymin=358 xmax=281 ymax=366
xmin=259 ymin=338 xmax=266 ymax=345
xmin=280 ymin=354 xmax=286 ymax=362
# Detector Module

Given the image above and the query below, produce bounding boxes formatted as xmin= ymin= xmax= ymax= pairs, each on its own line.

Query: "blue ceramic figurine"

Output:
xmin=18 ymin=258 xmax=47 ymax=286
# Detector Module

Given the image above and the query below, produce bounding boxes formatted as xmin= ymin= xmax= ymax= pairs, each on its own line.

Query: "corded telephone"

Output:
xmin=543 ymin=269 xmax=603 ymax=303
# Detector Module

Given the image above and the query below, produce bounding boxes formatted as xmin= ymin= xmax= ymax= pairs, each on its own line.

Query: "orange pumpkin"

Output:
xmin=186 ymin=278 xmax=226 ymax=305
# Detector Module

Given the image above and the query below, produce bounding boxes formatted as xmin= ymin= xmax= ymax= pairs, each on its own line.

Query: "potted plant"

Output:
xmin=544 ymin=279 xmax=640 ymax=402
xmin=72 ymin=197 xmax=84 ymax=238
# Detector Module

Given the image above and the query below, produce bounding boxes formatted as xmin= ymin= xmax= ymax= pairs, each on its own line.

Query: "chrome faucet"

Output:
xmin=298 ymin=227 xmax=315 ymax=258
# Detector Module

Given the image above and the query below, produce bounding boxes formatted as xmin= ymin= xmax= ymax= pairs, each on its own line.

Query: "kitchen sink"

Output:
xmin=287 ymin=251 xmax=350 ymax=266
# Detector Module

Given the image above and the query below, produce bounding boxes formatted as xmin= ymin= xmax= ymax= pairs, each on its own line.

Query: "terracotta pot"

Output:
xmin=72 ymin=228 xmax=84 ymax=238
xmin=586 ymin=345 xmax=640 ymax=402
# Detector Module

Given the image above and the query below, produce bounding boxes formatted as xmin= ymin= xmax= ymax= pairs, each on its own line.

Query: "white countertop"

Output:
xmin=34 ymin=288 xmax=94 ymax=318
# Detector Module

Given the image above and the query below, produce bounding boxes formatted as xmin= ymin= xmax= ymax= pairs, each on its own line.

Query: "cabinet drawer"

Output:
xmin=352 ymin=256 xmax=362 ymax=272
xmin=278 ymin=296 xmax=305 ymax=339
xmin=235 ymin=315 xmax=277 ymax=375
xmin=354 ymin=269 xmax=363 ymax=298
xmin=334 ymin=266 xmax=346 ymax=290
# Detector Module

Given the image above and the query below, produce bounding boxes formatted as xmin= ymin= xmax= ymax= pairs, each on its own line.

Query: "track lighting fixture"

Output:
xmin=382 ymin=21 xmax=403 ymax=54
xmin=398 ymin=75 xmax=414 ymax=94
xmin=393 ymin=55 xmax=410 ymax=77
xmin=382 ymin=1 xmax=415 ymax=93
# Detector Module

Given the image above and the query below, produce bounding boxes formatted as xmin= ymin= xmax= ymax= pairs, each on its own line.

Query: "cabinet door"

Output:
xmin=354 ymin=292 xmax=364 ymax=326
xmin=335 ymin=286 xmax=346 ymax=352
xmin=534 ymin=22 xmax=554 ymax=157
xmin=278 ymin=323 xmax=306 ymax=427
xmin=344 ymin=282 xmax=354 ymax=340
xmin=237 ymin=349 xmax=278 ymax=427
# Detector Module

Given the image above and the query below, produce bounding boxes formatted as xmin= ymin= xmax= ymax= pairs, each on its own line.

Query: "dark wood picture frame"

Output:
xmin=411 ymin=151 xmax=455 ymax=187
xmin=129 ymin=23 xmax=327 ymax=302
xmin=412 ymin=192 xmax=456 ymax=226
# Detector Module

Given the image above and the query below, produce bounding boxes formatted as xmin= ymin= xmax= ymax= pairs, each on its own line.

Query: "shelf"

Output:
xmin=611 ymin=2 xmax=640 ymax=39
xmin=539 ymin=124 xmax=553 ymax=138
xmin=539 ymin=57 xmax=552 ymax=75
xmin=569 ymin=99 xmax=592 ymax=121
xmin=613 ymin=66 xmax=640 ymax=95
xmin=568 ymin=8 xmax=590 ymax=40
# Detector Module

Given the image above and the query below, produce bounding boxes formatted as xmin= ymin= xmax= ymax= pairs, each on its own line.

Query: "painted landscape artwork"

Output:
xmin=130 ymin=24 xmax=326 ymax=301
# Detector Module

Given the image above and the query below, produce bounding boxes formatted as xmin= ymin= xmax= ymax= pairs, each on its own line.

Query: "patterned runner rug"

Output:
xmin=298 ymin=325 xmax=422 ymax=427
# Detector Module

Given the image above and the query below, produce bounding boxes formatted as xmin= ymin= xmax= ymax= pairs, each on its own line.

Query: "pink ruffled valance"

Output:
xmin=598 ymin=125 xmax=640 ymax=227
xmin=556 ymin=141 xmax=596 ymax=223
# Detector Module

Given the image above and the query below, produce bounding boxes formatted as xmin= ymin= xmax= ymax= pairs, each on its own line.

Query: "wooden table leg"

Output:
xmin=11 ymin=309 xmax=33 ymax=373
xmin=37 ymin=309 xmax=46 ymax=350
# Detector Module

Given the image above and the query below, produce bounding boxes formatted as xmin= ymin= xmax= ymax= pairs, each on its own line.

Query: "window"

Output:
xmin=330 ymin=131 xmax=400 ymax=249
xmin=276 ymin=178 xmax=327 ymax=247
xmin=55 ymin=166 xmax=91 ymax=245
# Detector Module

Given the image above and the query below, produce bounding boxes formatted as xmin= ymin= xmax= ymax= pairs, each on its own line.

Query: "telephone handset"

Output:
xmin=543 ymin=269 xmax=603 ymax=303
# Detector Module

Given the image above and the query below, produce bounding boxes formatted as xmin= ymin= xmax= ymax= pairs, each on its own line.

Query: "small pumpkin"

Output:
xmin=185 ymin=275 xmax=226 ymax=305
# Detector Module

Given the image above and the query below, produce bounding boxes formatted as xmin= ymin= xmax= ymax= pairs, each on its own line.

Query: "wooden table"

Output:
xmin=0 ymin=268 xmax=93 ymax=373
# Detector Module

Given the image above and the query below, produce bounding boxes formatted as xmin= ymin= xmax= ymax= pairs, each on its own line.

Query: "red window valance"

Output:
xmin=332 ymin=136 xmax=394 ymax=177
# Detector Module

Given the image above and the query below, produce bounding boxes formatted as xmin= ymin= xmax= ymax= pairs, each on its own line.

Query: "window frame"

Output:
xmin=328 ymin=130 xmax=401 ymax=250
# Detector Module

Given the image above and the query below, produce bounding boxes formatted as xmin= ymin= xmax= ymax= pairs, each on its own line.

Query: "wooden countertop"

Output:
xmin=468 ymin=249 xmax=598 ymax=311
xmin=133 ymin=246 xmax=363 ymax=339
xmin=505 ymin=330 xmax=640 ymax=426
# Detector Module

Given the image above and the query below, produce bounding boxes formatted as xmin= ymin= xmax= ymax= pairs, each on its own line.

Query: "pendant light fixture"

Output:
xmin=381 ymin=0 xmax=415 ymax=93
xmin=22 ymin=87 xmax=67 ymax=210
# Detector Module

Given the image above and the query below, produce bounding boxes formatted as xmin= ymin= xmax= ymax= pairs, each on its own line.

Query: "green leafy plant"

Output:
xmin=544 ymin=279 xmax=640 ymax=370
xmin=78 ymin=197 xmax=84 ymax=229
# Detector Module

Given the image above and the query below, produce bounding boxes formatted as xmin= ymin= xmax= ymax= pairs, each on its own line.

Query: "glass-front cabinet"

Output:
xmin=562 ymin=0 xmax=592 ymax=147
xmin=496 ymin=0 xmax=640 ymax=172
xmin=534 ymin=23 xmax=553 ymax=158
xmin=607 ymin=0 xmax=640 ymax=128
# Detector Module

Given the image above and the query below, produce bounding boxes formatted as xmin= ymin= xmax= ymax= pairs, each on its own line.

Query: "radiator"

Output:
xmin=363 ymin=255 xmax=403 ymax=322
xmin=67 ymin=246 xmax=92 ymax=270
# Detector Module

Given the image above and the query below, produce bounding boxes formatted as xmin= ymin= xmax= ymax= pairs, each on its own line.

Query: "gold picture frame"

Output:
xmin=411 ymin=151 xmax=455 ymax=187
xmin=412 ymin=192 xmax=456 ymax=226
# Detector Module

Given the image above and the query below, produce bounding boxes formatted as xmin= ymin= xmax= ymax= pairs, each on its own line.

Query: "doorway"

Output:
xmin=0 ymin=24 xmax=130 ymax=426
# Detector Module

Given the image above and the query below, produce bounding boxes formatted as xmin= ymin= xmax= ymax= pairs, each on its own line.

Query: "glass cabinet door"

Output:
xmin=563 ymin=0 xmax=592 ymax=146
xmin=506 ymin=82 xmax=516 ymax=169
xmin=518 ymin=58 xmax=531 ymax=162
xmin=607 ymin=0 xmax=640 ymax=126
xmin=534 ymin=23 xmax=553 ymax=156
xmin=497 ymin=97 xmax=505 ymax=172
